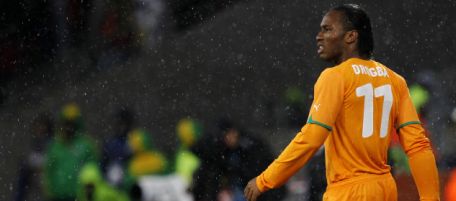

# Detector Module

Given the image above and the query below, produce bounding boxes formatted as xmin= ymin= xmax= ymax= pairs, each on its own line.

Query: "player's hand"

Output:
xmin=244 ymin=177 xmax=262 ymax=201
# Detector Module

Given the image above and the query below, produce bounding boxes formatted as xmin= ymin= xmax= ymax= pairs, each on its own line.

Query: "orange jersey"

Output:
xmin=309 ymin=58 xmax=419 ymax=185
xmin=256 ymin=58 xmax=439 ymax=200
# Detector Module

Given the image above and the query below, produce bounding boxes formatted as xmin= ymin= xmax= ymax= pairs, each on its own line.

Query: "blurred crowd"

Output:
xmin=13 ymin=102 xmax=289 ymax=201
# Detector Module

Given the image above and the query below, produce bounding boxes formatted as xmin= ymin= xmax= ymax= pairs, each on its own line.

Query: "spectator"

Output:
xmin=102 ymin=108 xmax=135 ymax=187
xmin=44 ymin=103 xmax=99 ymax=201
xmin=189 ymin=126 xmax=219 ymax=201
xmin=173 ymin=118 xmax=203 ymax=185
xmin=191 ymin=118 xmax=285 ymax=201
xmin=13 ymin=113 xmax=53 ymax=201
xmin=123 ymin=128 xmax=168 ymax=194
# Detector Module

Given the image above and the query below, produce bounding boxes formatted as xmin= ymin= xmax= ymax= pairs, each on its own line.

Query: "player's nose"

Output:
xmin=316 ymin=31 xmax=323 ymax=41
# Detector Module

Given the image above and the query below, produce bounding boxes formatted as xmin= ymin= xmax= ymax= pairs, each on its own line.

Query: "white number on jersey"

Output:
xmin=356 ymin=83 xmax=393 ymax=138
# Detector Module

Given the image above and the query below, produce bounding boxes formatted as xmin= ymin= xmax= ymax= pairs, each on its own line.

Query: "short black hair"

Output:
xmin=331 ymin=4 xmax=374 ymax=58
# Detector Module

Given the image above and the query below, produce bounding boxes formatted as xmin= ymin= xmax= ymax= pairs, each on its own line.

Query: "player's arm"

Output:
xmin=244 ymin=123 xmax=329 ymax=201
xmin=396 ymin=79 xmax=440 ymax=201
xmin=257 ymin=123 xmax=329 ymax=191
xmin=244 ymin=68 xmax=343 ymax=201
xmin=398 ymin=124 xmax=439 ymax=201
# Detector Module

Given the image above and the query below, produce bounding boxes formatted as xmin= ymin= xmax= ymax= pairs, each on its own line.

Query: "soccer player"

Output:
xmin=244 ymin=4 xmax=440 ymax=201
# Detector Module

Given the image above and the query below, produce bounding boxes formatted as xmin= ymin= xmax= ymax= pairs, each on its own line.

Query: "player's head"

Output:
xmin=316 ymin=4 xmax=373 ymax=64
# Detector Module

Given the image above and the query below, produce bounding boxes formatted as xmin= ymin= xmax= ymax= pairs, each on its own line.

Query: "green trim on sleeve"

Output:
xmin=397 ymin=121 xmax=421 ymax=130
xmin=307 ymin=115 xmax=332 ymax=131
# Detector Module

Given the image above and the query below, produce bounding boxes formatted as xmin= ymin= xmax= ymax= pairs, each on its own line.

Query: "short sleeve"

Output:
xmin=396 ymin=79 xmax=421 ymax=129
xmin=307 ymin=68 xmax=344 ymax=131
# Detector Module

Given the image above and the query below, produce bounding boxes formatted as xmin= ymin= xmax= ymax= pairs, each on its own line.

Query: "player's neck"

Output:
xmin=333 ymin=50 xmax=366 ymax=65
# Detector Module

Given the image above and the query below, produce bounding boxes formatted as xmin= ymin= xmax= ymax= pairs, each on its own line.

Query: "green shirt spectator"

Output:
xmin=44 ymin=103 xmax=99 ymax=201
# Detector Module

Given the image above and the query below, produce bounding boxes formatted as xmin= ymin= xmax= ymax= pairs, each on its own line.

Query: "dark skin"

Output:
xmin=317 ymin=10 xmax=365 ymax=64
xmin=243 ymin=10 xmax=364 ymax=201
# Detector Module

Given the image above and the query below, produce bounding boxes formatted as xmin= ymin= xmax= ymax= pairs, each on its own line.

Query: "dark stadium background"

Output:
xmin=1 ymin=0 xmax=455 ymax=200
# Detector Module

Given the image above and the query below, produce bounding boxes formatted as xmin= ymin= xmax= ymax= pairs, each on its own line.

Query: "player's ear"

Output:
xmin=345 ymin=30 xmax=358 ymax=44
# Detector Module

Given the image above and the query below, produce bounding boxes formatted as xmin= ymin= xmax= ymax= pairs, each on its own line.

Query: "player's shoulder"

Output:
xmin=316 ymin=59 xmax=357 ymax=86
xmin=317 ymin=66 xmax=343 ymax=84
xmin=319 ymin=60 xmax=347 ymax=78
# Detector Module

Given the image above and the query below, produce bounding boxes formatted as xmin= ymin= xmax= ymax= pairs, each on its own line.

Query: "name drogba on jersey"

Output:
xmin=352 ymin=64 xmax=389 ymax=77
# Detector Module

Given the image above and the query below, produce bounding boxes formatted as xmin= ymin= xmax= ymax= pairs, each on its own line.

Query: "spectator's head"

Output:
xmin=115 ymin=107 xmax=135 ymax=137
xmin=58 ymin=102 xmax=83 ymax=140
xmin=176 ymin=118 xmax=202 ymax=147
xmin=32 ymin=112 xmax=53 ymax=139
xmin=127 ymin=129 xmax=153 ymax=153
xmin=127 ymin=129 xmax=167 ymax=176
xmin=224 ymin=128 xmax=240 ymax=150
xmin=217 ymin=117 xmax=240 ymax=149
xmin=317 ymin=4 xmax=373 ymax=63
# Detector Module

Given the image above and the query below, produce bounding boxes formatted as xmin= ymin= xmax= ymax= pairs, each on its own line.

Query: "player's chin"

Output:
xmin=318 ymin=53 xmax=336 ymax=62
xmin=318 ymin=53 xmax=329 ymax=60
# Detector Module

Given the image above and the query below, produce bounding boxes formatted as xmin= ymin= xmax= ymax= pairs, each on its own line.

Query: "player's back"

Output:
xmin=314 ymin=58 xmax=408 ymax=185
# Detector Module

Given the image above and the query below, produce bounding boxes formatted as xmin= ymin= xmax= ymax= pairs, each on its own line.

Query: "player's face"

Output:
xmin=316 ymin=10 xmax=346 ymax=63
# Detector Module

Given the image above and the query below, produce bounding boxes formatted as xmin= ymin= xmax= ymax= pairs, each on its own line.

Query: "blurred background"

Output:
xmin=1 ymin=0 xmax=456 ymax=200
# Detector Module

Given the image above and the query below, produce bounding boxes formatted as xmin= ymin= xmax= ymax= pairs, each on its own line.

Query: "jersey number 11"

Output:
xmin=356 ymin=83 xmax=393 ymax=138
